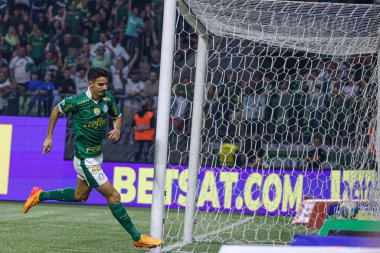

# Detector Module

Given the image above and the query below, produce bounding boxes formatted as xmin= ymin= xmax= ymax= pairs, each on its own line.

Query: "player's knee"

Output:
xmin=109 ymin=191 xmax=121 ymax=204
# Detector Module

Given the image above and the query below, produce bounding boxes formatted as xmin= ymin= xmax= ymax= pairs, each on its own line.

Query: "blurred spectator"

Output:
xmin=305 ymin=69 xmax=324 ymax=135
xmin=31 ymin=0 xmax=47 ymax=20
xmin=241 ymin=81 xmax=266 ymax=136
xmin=124 ymin=0 xmax=145 ymax=54
xmin=42 ymin=72 xmax=55 ymax=116
xmin=110 ymin=47 xmax=140 ymax=96
xmin=3 ymin=26 xmax=20 ymax=59
xmin=172 ymin=76 xmax=194 ymax=120
xmin=56 ymin=68 xmax=76 ymax=95
xmin=29 ymin=26 xmax=48 ymax=65
xmin=38 ymin=51 xmax=59 ymax=79
xmin=5 ymin=8 xmax=28 ymax=31
xmin=13 ymin=0 xmax=30 ymax=12
xmin=304 ymin=135 xmax=327 ymax=169
xmin=72 ymin=65 xmax=89 ymax=95
xmin=3 ymin=82 xmax=22 ymax=116
xmin=124 ymin=69 xmax=145 ymax=126
xmin=9 ymin=46 xmax=33 ymax=97
xmin=80 ymin=42 xmax=91 ymax=59
xmin=17 ymin=23 xmax=28 ymax=46
xmin=60 ymin=33 xmax=76 ymax=59
xmin=27 ymin=72 xmax=43 ymax=116
xmin=217 ymin=71 xmax=240 ymax=135
xmin=288 ymin=73 xmax=307 ymax=139
xmin=239 ymin=131 xmax=268 ymax=169
xmin=132 ymin=101 xmax=156 ymax=162
xmin=90 ymin=45 xmax=111 ymax=69
xmin=45 ymin=40 xmax=62 ymax=63
xmin=0 ymin=65 xmax=9 ymax=80
xmin=48 ymin=17 xmax=65 ymax=42
xmin=143 ymin=3 xmax=159 ymax=51
xmin=65 ymin=2 xmax=83 ymax=36
xmin=91 ymin=0 xmax=110 ymax=31
xmin=262 ymin=75 xmax=276 ymax=131
xmin=33 ymin=10 xmax=48 ymax=32
xmin=149 ymin=49 xmax=160 ymax=73
xmin=0 ymin=72 xmax=10 ymax=114
xmin=273 ymin=77 xmax=291 ymax=139
xmin=77 ymin=0 xmax=91 ymax=24
xmin=141 ymin=71 xmax=159 ymax=110
xmin=63 ymin=47 xmax=79 ymax=70
xmin=111 ymin=0 xmax=129 ymax=27
xmin=328 ymin=83 xmax=346 ymax=145
xmin=219 ymin=137 xmax=239 ymax=168
xmin=0 ymin=51 xmax=8 ymax=68
xmin=88 ymin=13 xmax=103 ymax=44
xmin=72 ymin=53 xmax=90 ymax=74
xmin=90 ymin=32 xmax=109 ymax=56
xmin=342 ymin=75 xmax=359 ymax=98
xmin=106 ymin=35 xmax=130 ymax=65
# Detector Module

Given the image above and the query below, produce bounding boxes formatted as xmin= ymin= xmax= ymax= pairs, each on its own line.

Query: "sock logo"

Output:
xmin=0 ymin=124 xmax=12 ymax=195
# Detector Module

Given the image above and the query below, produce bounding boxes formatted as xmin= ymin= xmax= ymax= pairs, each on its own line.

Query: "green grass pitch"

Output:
xmin=0 ymin=201 xmax=155 ymax=253
xmin=0 ymin=201 xmax=315 ymax=253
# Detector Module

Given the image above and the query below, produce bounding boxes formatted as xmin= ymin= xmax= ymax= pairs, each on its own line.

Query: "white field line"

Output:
xmin=163 ymin=216 xmax=255 ymax=252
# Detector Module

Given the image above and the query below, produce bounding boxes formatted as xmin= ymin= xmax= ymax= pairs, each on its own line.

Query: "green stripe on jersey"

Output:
xmin=80 ymin=159 xmax=99 ymax=188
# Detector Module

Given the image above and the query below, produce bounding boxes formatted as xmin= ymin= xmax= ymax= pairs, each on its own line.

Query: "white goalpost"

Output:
xmin=151 ymin=0 xmax=380 ymax=252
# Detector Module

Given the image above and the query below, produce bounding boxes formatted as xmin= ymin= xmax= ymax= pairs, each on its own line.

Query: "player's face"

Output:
xmin=90 ymin=76 xmax=108 ymax=98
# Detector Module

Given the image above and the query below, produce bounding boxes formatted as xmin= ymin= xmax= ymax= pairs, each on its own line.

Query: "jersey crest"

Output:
xmin=103 ymin=104 xmax=108 ymax=113
xmin=94 ymin=107 xmax=100 ymax=116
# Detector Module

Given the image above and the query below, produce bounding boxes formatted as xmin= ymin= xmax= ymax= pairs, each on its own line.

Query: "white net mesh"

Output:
xmin=184 ymin=0 xmax=380 ymax=55
xmin=162 ymin=0 xmax=380 ymax=252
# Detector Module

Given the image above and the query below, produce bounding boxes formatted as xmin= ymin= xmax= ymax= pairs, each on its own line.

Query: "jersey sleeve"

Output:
xmin=107 ymin=93 xmax=122 ymax=118
xmin=58 ymin=95 xmax=77 ymax=114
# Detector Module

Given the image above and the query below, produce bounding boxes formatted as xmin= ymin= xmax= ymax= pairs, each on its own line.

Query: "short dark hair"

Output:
xmin=87 ymin=67 xmax=109 ymax=82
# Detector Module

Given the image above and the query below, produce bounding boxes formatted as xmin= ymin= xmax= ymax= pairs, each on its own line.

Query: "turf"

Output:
xmin=0 ymin=201 xmax=316 ymax=253
xmin=0 ymin=201 xmax=154 ymax=253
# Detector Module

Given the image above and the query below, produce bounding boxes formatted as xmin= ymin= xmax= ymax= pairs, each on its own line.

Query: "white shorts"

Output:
xmin=73 ymin=154 xmax=108 ymax=188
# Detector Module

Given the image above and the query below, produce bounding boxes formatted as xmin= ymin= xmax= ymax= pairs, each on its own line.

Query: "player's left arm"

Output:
xmin=107 ymin=93 xmax=122 ymax=142
xmin=108 ymin=117 xmax=122 ymax=142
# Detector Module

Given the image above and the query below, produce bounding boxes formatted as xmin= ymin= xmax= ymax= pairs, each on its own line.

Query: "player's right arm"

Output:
xmin=43 ymin=96 xmax=77 ymax=154
xmin=43 ymin=105 xmax=61 ymax=155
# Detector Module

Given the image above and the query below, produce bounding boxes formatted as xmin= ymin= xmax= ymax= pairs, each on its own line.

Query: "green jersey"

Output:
xmin=59 ymin=89 xmax=121 ymax=159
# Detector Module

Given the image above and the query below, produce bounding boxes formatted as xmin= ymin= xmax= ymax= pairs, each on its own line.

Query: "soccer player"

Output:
xmin=23 ymin=67 xmax=162 ymax=249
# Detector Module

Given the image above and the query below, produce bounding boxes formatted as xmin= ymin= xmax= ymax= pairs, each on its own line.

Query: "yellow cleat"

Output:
xmin=23 ymin=187 xmax=43 ymax=214
xmin=132 ymin=234 xmax=162 ymax=249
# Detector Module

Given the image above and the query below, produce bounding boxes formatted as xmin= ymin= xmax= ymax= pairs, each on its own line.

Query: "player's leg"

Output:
xmin=96 ymin=181 xmax=141 ymax=241
xmin=96 ymin=181 xmax=162 ymax=248
xmin=34 ymin=159 xmax=94 ymax=203
xmin=23 ymin=186 xmax=77 ymax=214
xmin=74 ymin=177 xmax=92 ymax=202
xmin=24 ymin=178 xmax=85 ymax=214
xmin=71 ymin=155 xmax=158 ymax=246
xmin=23 ymin=158 xmax=94 ymax=214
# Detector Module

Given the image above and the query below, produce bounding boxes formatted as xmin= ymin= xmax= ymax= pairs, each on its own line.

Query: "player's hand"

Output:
xmin=108 ymin=129 xmax=121 ymax=142
xmin=42 ymin=138 xmax=53 ymax=155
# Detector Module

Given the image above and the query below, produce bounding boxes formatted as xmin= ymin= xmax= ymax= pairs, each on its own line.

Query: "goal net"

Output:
xmin=160 ymin=0 xmax=380 ymax=251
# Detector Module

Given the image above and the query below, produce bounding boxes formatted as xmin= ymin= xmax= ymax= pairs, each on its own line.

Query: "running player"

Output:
xmin=23 ymin=67 xmax=162 ymax=249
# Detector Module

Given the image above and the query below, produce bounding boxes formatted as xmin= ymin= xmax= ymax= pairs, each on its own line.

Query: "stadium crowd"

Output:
xmin=203 ymin=53 xmax=376 ymax=170
xmin=0 ymin=0 xmax=162 ymax=118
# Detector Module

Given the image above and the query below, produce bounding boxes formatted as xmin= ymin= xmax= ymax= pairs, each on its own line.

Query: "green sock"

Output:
xmin=39 ymin=188 xmax=76 ymax=202
xmin=109 ymin=203 xmax=141 ymax=241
